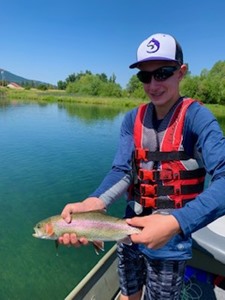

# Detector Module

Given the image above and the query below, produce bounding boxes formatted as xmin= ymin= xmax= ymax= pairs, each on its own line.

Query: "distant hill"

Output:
xmin=0 ymin=68 xmax=52 ymax=87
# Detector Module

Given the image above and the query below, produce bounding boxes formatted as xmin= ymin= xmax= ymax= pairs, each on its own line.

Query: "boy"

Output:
xmin=59 ymin=33 xmax=225 ymax=299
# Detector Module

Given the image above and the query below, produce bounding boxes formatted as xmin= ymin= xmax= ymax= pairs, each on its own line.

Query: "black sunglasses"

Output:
xmin=137 ymin=66 xmax=180 ymax=84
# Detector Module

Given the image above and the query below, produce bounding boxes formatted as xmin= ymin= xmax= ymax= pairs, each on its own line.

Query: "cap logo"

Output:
xmin=146 ymin=38 xmax=160 ymax=54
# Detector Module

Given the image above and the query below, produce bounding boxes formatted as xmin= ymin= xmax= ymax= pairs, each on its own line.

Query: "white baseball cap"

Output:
xmin=129 ymin=33 xmax=183 ymax=69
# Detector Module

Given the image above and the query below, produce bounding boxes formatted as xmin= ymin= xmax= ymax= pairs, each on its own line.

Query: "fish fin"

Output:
xmin=45 ymin=223 xmax=55 ymax=237
xmin=92 ymin=241 xmax=105 ymax=255
xmin=118 ymin=236 xmax=132 ymax=246
xmin=55 ymin=240 xmax=59 ymax=256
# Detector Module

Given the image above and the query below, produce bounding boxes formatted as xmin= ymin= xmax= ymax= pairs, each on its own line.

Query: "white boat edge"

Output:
xmin=65 ymin=244 xmax=120 ymax=300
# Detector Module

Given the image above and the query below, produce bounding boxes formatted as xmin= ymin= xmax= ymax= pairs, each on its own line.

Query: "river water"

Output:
xmin=1 ymin=99 xmax=225 ymax=300
xmin=0 ymin=100 xmax=127 ymax=300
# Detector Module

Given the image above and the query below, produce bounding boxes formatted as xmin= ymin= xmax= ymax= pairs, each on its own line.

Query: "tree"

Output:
xmin=58 ymin=60 xmax=225 ymax=103
xmin=180 ymin=60 xmax=225 ymax=104
xmin=109 ymin=73 xmax=116 ymax=83
xmin=66 ymin=73 xmax=123 ymax=97
xmin=127 ymin=75 xmax=147 ymax=99
xmin=57 ymin=80 xmax=67 ymax=90
xmin=37 ymin=84 xmax=48 ymax=91
xmin=66 ymin=74 xmax=101 ymax=96
xmin=100 ymin=82 xmax=122 ymax=97
xmin=97 ymin=73 xmax=108 ymax=83
xmin=65 ymin=73 xmax=77 ymax=84
xmin=180 ymin=75 xmax=200 ymax=99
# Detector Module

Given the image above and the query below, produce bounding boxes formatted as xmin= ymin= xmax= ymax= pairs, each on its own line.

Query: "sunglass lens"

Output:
xmin=154 ymin=69 xmax=171 ymax=81
xmin=137 ymin=71 xmax=152 ymax=84
xmin=154 ymin=66 xmax=179 ymax=81
xmin=137 ymin=66 xmax=179 ymax=84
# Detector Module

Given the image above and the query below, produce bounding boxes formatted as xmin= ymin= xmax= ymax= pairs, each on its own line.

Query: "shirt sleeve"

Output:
xmin=171 ymin=102 xmax=225 ymax=237
xmin=89 ymin=108 xmax=138 ymax=207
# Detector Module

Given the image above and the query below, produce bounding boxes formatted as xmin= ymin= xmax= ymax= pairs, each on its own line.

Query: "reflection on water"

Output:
xmin=0 ymin=100 xmax=126 ymax=300
xmin=60 ymin=102 xmax=128 ymax=123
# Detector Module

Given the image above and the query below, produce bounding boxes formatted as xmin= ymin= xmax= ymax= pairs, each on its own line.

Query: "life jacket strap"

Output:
xmin=140 ymin=197 xmax=193 ymax=209
xmin=140 ymin=182 xmax=204 ymax=197
xmin=135 ymin=148 xmax=191 ymax=162
xmin=139 ymin=168 xmax=206 ymax=181
xmin=139 ymin=169 xmax=173 ymax=181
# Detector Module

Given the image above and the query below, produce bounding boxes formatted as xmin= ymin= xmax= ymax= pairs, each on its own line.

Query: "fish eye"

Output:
xmin=37 ymin=224 xmax=41 ymax=229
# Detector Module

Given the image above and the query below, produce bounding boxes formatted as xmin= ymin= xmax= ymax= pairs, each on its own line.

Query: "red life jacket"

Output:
xmin=132 ymin=98 xmax=206 ymax=209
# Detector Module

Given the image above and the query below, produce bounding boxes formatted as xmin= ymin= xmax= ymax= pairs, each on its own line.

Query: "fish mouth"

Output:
xmin=32 ymin=227 xmax=44 ymax=238
xmin=32 ymin=227 xmax=56 ymax=239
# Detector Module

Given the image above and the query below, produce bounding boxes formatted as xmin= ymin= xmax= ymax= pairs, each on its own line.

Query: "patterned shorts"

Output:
xmin=117 ymin=243 xmax=187 ymax=300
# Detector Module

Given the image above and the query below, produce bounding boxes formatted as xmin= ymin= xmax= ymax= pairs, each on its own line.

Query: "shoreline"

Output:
xmin=1 ymin=88 xmax=225 ymax=117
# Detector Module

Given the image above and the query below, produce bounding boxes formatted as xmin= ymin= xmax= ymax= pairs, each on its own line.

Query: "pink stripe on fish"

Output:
xmin=56 ymin=219 xmax=129 ymax=230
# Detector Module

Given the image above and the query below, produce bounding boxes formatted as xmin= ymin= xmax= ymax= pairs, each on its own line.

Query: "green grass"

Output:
xmin=2 ymin=88 xmax=225 ymax=117
xmin=2 ymin=88 xmax=146 ymax=108
xmin=205 ymin=104 xmax=225 ymax=117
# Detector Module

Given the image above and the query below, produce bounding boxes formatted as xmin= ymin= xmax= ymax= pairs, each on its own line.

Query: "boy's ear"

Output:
xmin=179 ymin=64 xmax=187 ymax=81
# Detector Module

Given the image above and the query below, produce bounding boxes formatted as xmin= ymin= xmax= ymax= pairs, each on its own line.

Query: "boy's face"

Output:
xmin=138 ymin=60 xmax=187 ymax=115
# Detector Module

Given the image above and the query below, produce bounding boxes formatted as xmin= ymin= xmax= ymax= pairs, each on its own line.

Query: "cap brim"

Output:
xmin=129 ymin=57 xmax=178 ymax=69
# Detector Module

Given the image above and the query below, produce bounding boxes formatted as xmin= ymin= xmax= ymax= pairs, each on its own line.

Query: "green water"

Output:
xmin=0 ymin=100 xmax=126 ymax=300
xmin=1 ymin=99 xmax=225 ymax=300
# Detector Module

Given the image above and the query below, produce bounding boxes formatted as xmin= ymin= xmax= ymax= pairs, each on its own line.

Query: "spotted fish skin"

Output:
xmin=33 ymin=211 xmax=141 ymax=243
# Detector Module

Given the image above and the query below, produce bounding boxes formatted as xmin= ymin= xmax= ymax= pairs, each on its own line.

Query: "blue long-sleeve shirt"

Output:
xmin=90 ymin=100 xmax=225 ymax=259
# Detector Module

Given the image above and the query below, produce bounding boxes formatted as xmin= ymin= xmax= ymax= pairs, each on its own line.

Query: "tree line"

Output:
xmin=180 ymin=61 xmax=225 ymax=104
xmin=57 ymin=60 xmax=225 ymax=104
xmin=57 ymin=70 xmax=123 ymax=97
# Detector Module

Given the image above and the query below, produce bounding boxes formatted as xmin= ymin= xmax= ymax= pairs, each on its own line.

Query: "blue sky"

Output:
xmin=1 ymin=0 xmax=225 ymax=88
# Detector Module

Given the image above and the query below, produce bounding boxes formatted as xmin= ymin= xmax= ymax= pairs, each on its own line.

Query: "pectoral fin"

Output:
xmin=92 ymin=241 xmax=105 ymax=255
xmin=45 ymin=223 xmax=55 ymax=237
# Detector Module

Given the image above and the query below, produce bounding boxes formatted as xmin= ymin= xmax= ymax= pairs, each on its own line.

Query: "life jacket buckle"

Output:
xmin=140 ymin=184 xmax=157 ymax=196
xmin=160 ymin=169 xmax=173 ymax=180
xmin=139 ymin=169 xmax=174 ymax=181
xmin=140 ymin=196 xmax=157 ymax=208
xmin=139 ymin=169 xmax=154 ymax=181
xmin=135 ymin=148 xmax=149 ymax=161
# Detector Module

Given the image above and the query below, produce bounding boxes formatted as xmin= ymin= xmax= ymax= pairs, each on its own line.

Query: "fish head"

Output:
xmin=33 ymin=219 xmax=57 ymax=240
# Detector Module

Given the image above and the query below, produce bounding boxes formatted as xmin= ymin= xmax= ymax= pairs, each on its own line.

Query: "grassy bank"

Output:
xmin=2 ymin=88 xmax=146 ymax=108
xmin=206 ymin=104 xmax=225 ymax=117
xmin=1 ymin=88 xmax=225 ymax=116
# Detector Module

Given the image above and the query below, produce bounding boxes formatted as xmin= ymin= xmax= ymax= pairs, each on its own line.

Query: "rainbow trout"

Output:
xmin=33 ymin=211 xmax=141 ymax=253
